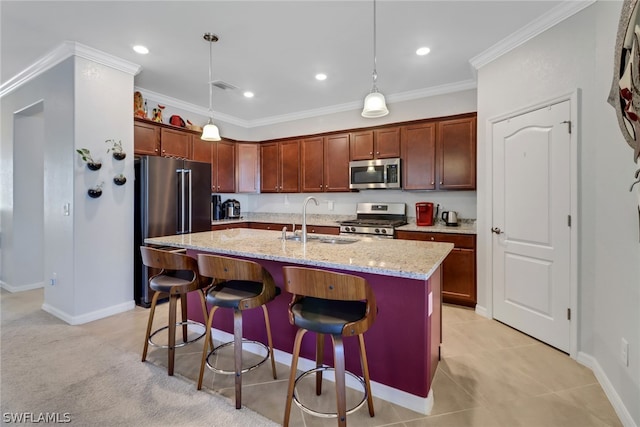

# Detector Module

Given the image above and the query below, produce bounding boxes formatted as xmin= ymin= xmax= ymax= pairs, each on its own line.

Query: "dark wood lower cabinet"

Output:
xmin=396 ymin=230 xmax=476 ymax=307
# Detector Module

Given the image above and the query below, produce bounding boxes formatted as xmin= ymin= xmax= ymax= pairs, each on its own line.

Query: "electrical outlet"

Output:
xmin=328 ymin=201 xmax=334 ymax=211
xmin=621 ymin=338 xmax=629 ymax=367
xmin=50 ymin=272 xmax=57 ymax=286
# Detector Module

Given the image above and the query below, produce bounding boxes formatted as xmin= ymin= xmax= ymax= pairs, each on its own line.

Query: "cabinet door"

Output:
xmin=191 ymin=135 xmax=214 ymax=191
xmin=191 ymin=135 xmax=213 ymax=164
xmin=324 ymin=133 xmax=350 ymax=192
xmin=279 ymin=140 xmax=300 ymax=192
xmin=134 ymin=121 xmax=160 ymax=156
xmin=374 ymin=127 xmax=400 ymax=158
xmin=160 ymin=128 xmax=190 ymax=159
xmin=442 ymin=248 xmax=476 ymax=306
xmin=401 ymin=123 xmax=436 ymax=190
xmin=260 ymin=143 xmax=280 ymax=193
xmin=237 ymin=143 xmax=259 ymax=193
xmin=301 ymin=137 xmax=324 ymax=192
xmin=214 ymin=140 xmax=236 ymax=193
xmin=437 ymin=117 xmax=476 ymax=190
xmin=350 ymin=131 xmax=374 ymax=160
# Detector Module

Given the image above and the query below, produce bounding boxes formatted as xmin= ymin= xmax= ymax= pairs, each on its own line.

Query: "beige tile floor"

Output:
xmin=5 ymin=289 xmax=623 ymax=426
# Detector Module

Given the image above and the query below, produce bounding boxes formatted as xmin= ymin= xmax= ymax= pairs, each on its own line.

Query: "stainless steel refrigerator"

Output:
xmin=134 ymin=156 xmax=211 ymax=307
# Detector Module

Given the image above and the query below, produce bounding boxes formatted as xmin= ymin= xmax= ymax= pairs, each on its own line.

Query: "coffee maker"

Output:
xmin=416 ymin=202 xmax=438 ymax=226
xmin=211 ymin=195 xmax=223 ymax=221
xmin=222 ymin=199 xmax=241 ymax=219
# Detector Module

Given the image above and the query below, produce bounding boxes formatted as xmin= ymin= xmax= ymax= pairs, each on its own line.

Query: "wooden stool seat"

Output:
xmin=282 ymin=266 xmax=377 ymax=427
xmin=196 ymin=254 xmax=279 ymax=409
xmin=139 ymin=246 xmax=209 ymax=376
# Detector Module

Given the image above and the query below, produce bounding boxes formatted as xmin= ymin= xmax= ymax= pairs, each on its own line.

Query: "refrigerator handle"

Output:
xmin=177 ymin=168 xmax=186 ymax=234
xmin=186 ymin=169 xmax=192 ymax=233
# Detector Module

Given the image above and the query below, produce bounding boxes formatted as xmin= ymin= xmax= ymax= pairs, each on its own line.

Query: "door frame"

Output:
xmin=483 ymin=90 xmax=579 ymax=358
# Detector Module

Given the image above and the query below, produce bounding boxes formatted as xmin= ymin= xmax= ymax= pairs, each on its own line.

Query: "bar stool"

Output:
xmin=140 ymin=246 xmax=209 ymax=376
xmin=281 ymin=266 xmax=377 ymax=427
xmin=196 ymin=254 xmax=279 ymax=409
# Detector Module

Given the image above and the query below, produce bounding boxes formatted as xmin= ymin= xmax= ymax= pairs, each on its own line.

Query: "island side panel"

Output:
xmin=186 ymin=250 xmax=438 ymax=398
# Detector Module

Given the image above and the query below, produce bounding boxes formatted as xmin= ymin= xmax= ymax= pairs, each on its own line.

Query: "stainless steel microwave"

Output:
xmin=349 ymin=158 xmax=401 ymax=190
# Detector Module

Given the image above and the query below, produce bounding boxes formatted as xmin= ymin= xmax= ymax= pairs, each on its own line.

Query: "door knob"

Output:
xmin=491 ymin=227 xmax=503 ymax=234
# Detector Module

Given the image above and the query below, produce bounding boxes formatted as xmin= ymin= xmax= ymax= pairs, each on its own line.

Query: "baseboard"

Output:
xmin=210 ymin=328 xmax=434 ymax=415
xmin=475 ymin=303 xmax=489 ymax=318
xmin=42 ymin=300 xmax=135 ymax=325
xmin=577 ymin=351 xmax=637 ymax=427
xmin=1 ymin=280 xmax=44 ymax=292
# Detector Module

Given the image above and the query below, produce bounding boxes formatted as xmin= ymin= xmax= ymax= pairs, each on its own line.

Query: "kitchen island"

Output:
xmin=146 ymin=228 xmax=453 ymax=413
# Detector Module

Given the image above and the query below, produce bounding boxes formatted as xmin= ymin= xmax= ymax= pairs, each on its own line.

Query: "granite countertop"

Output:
xmin=146 ymin=228 xmax=453 ymax=281
xmin=213 ymin=213 xmax=477 ymax=235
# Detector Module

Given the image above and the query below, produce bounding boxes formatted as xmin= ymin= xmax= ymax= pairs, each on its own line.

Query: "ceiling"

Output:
xmin=2 ymin=1 xmax=586 ymax=125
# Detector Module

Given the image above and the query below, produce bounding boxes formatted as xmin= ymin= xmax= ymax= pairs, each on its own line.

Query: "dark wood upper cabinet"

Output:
xmin=401 ymin=123 xmax=437 ymax=190
xmin=350 ymin=128 xmax=400 ymax=160
xmin=300 ymin=133 xmax=350 ymax=192
xmin=191 ymin=137 xmax=235 ymax=193
xmin=236 ymin=143 xmax=259 ymax=193
xmin=134 ymin=121 xmax=160 ymax=156
xmin=437 ymin=116 xmax=476 ymax=190
xmin=213 ymin=140 xmax=236 ymax=193
xmin=160 ymin=128 xmax=191 ymax=159
xmin=324 ymin=133 xmax=350 ymax=191
xmin=260 ymin=140 xmax=300 ymax=193
xmin=374 ymin=127 xmax=401 ymax=158
xmin=401 ymin=114 xmax=476 ymax=191
xmin=301 ymin=137 xmax=325 ymax=192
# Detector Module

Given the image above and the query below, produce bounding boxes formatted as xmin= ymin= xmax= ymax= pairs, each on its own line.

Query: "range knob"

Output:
xmin=350 ymin=227 xmax=356 ymax=232
xmin=374 ymin=228 xmax=380 ymax=234
xmin=381 ymin=229 xmax=387 ymax=234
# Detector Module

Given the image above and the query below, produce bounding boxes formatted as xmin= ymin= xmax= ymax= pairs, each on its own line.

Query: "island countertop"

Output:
xmin=145 ymin=228 xmax=453 ymax=281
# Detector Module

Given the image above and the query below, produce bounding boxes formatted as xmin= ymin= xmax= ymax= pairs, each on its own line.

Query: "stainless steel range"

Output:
xmin=339 ymin=202 xmax=407 ymax=238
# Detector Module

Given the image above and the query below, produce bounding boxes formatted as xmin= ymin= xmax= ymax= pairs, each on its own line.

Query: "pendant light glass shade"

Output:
xmin=362 ymin=0 xmax=388 ymax=118
xmin=201 ymin=119 xmax=221 ymax=141
xmin=362 ymin=90 xmax=389 ymax=118
xmin=201 ymin=33 xmax=221 ymax=141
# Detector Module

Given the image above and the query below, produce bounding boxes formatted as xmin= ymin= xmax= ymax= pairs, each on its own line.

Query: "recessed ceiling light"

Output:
xmin=315 ymin=73 xmax=327 ymax=81
xmin=416 ymin=47 xmax=431 ymax=56
xmin=133 ymin=45 xmax=149 ymax=55
xmin=243 ymin=91 xmax=254 ymax=98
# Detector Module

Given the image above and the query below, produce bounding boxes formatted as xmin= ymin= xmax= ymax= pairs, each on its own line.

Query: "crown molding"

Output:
xmin=1 ymin=41 xmax=141 ymax=99
xmin=470 ymin=0 xmax=596 ymax=70
xmin=139 ymin=78 xmax=476 ymax=129
xmin=135 ymin=87 xmax=249 ymax=128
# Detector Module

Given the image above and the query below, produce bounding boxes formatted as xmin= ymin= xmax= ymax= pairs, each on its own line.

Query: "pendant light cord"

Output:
xmin=372 ymin=0 xmax=378 ymax=90
xmin=208 ymin=38 xmax=213 ymax=117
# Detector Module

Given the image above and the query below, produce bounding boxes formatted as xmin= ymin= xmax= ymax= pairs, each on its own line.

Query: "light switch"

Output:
xmin=63 ymin=203 xmax=70 ymax=216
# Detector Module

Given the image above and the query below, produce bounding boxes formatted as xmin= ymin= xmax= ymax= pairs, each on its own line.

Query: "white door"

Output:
xmin=492 ymin=100 xmax=572 ymax=353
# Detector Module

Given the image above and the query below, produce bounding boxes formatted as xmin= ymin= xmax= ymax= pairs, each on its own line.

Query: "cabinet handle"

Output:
xmin=440 ymin=181 xmax=443 ymax=185
xmin=430 ymin=237 xmax=435 ymax=241
xmin=431 ymin=181 xmax=435 ymax=185
xmin=376 ymin=151 xmax=380 ymax=155
xmin=369 ymin=152 xmax=373 ymax=155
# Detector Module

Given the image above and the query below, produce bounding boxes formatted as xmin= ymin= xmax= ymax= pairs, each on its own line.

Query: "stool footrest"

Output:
xmin=205 ymin=339 xmax=271 ymax=375
xmin=148 ymin=320 xmax=206 ymax=349
xmin=293 ymin=366 xmax=368 ymax=418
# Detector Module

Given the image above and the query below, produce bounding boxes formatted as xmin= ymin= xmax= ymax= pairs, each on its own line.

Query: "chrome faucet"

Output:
xmin=302 ymin=196 xmax=319 ymax=243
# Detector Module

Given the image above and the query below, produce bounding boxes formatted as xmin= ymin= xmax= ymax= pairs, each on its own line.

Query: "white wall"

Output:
xmin=1 ymin=53 xmax=137 ymax=324
xmin=477 ymin=2 xmax=639 ymax=425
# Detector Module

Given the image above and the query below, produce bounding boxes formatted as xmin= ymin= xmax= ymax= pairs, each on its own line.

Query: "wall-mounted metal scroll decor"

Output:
xmin=608 ymin=0 xmax=640 ymax=163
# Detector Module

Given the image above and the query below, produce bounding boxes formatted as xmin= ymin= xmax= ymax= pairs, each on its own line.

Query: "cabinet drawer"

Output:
xmin=396 ymin=230 xmax=475 ymax=248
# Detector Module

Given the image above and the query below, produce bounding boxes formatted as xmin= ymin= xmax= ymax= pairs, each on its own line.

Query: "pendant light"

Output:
xmin=201 ymin=32 xmax=221 ymax=141
xmin=362 ymin=0 xmax=389 ymax=118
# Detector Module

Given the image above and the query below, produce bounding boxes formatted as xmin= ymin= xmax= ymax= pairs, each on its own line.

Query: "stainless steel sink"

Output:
xmin=279 ymin=235 xmax=358 ymax=244
xmin=318 ymin=237 xmax=358 ymax=244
